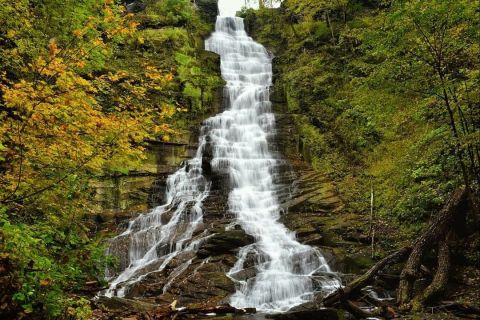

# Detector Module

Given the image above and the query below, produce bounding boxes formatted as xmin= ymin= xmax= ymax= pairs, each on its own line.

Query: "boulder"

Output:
xmin=169 ymin=270 xmax=236 ymax=304
xmin=96 ymin=296 xmax=158 ymax=312
xmin=198 ymin=229 xmax=254 ymax=258
xmin=125 ymin=1 xmax=146 ymax=13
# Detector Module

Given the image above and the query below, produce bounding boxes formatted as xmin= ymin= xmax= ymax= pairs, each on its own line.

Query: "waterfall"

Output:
xmin=205 ymin=17 xmax=339 ymax=312
xmin=103 ymin=154 xmax=211 ymax=297
xmin=104 ymin=14 xmax=339 ymax=313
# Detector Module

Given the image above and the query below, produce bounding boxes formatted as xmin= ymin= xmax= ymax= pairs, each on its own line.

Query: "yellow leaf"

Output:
xmin=6 ymin=30 xmax=17 ymax=38
xmin=72 ymin=29 xmax=83 ymax=38
xmin=48 ymin=39 xmax=60 ymax=57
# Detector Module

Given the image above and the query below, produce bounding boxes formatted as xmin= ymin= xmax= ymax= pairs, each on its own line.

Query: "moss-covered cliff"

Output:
xmin=241 ymin=0 xmax=479 ymax=240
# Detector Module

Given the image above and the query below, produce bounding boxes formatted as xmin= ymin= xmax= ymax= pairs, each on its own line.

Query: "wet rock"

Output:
xmin=198 ymin=229 xmax=254 ymax=258
xmin=170 ymin=270 xmax=236 ymax=304
xmin=295 ymin=225 xmax=318 ymax=238
xmin=228 ymin=266 xmax=257 ymax=282
xmin=220 ymin=254 xmax=238 ymax=268
xmin=125 ymin=1 xmax=146 ymax=13
xmin=202 ymin=136 xmax=213 ymax=177
xmin=342 ymin=231 xmax=372 ymax=245
xmin=323 ymin=247 xmax=374 ymax=275
xmin=265 ymin=306 xmax=340 ymax=320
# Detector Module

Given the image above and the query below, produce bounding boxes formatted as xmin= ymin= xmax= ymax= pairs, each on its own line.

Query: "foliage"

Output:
xmin=244 ymin=0 xmax=480 ymax=232
xmin=0 ymin=0 xmax=221 ymax=318
xmin=1 ymin=208 xmax=110 ymax=318
xmin=142 ymin=0 xmax=194 ymax=26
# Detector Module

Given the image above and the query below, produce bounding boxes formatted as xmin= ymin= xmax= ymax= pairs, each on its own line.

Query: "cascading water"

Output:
xmin=103 ymin=155 xmax=211 ymax=297
xmin=104 ymin=12 xmax=339 ymax=313
xmin=205 ymin=17 xmax=340 ymax=312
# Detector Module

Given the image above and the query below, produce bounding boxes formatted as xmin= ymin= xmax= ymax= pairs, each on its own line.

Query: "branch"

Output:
xmin=323 ymin=247 xmax=412 ymax=307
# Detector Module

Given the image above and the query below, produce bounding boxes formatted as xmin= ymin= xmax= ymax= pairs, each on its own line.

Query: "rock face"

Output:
xmin=273 ymin=102 xmax=374 ymax=279
xmin=125 ymin=1 xmax=146 ymax=13
xmin=198 ymin=229 xmax=255 ymax=258
xmin=90 ymin=141 xmax=197 ymax=221
xmin=98 ymin=98 xmax=372 ymax=314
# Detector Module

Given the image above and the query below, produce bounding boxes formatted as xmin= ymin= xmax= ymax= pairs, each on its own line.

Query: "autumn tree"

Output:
xmin=0 ymin=0 xmax=184 ymax=317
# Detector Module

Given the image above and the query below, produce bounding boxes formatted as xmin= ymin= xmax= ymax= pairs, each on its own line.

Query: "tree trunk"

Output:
xmin=397 ymin=187 xmax=468 ymax=307
xmin=326 ymin=11 xmax=335 ymax=43
xmin=411 ymin=236 xmax=451 ymax=310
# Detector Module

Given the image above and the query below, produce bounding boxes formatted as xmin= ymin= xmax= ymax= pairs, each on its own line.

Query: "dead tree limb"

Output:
xmin=323 ymin=247 xmax=412 ymax=307
xmin=342 ymin=298 xmax=377 ymax=319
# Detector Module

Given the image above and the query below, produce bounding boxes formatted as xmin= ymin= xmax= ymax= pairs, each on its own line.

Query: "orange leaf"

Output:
xmin=40 ymin=278 xmax=52 ymax=286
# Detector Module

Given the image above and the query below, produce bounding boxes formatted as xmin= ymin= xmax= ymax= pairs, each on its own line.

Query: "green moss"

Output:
xmin=244 ymin=0 xmax=479 ymax=243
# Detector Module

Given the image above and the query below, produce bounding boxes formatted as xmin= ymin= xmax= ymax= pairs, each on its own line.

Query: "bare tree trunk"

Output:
xmin=370 ymin=183 xmax=375 ymax=258
xmin=326 ymin=11 xmax=335 ymax=43
xmin=411 ymin=236 xmax=451 ymax=310
xmin=397 ymin=187 xmax=468 ymax=307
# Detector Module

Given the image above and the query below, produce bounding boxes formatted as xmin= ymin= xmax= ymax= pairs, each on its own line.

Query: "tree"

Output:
xmin=362 ymin=0 xmax=480 ymax=308
xmin=377 ymin=0 xmax=480 ymax=190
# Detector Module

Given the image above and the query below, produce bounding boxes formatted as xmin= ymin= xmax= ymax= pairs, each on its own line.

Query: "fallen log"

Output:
xmin=341 ymin=298 xmax=376 ymax=319
xmin=323 ymin=247 xmax=411 ymax=307
xmin=340 ymin=295 xmax=396 ymax=320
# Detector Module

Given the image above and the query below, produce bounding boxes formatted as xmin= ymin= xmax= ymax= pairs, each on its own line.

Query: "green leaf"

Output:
xmin=190 ymin=66 xmax=201 ymax=75
xmin=22 ymin=303 xmax=33 ymax=313
xmin=113 ymin=167 xmax=129 ymax=175
xmin=175 ymin=53 xmax=192 ymax=65
xmin=13 ymin=292 xmax=26 ymax=302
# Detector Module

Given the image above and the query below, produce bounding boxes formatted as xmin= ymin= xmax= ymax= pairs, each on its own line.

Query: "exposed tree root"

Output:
xmin=411 ymin=236 xmax=451 ymax=311
xmin=433 ymin=301 xmax=480 ymax=318
xmin=321 ymin=187 xmax=475 ymax=319
xmin=397 ymin=187 xmax=468 ymax=309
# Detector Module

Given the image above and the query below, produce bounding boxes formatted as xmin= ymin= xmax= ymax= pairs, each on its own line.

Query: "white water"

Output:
xmin=103 ymin=146 xmax=212 ymax=296
xmin=205 ymin=17 xmax=339 ymax=312
xmin=104 ymin=14 xmax=339 ymax=313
